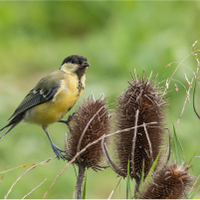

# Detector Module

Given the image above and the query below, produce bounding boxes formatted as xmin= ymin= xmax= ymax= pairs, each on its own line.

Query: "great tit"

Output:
xmin=0 ymin=55 xmax=90 ymax=160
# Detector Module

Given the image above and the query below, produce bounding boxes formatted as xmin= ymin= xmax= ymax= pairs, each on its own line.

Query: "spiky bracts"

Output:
xmin=139 ymin=163 xmax=192 ymax=199
xmin=115 ymin=72 xmax=166 ymax=184
xmin=66 ymin=95 xmax=110 ymax=169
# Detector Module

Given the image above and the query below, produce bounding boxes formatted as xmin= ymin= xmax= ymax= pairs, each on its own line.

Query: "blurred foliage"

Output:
xmin=0 ymin=1 xmax=200 ymax=199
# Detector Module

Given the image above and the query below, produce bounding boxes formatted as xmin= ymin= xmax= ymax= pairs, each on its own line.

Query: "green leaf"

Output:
xmin=173 ymin=125 xmax=184 ymax=165
xmin=141 ymin=160 xmax=145 ymax=183
xmin=145 ymin=151 xmax=160 ymax=182
xmin=82 ymin=170 xmax=87 ymax=199
xmin=187 ymin=185 xmax=200 ymax=199
xmin=139 ymin=152 xmax=160 ymax=193
xmin=126 ymin=160 xmax=132 ymax=199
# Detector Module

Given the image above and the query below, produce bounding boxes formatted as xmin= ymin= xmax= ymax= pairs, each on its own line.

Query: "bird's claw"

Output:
xmin=52 ymin=143 xmax=66 ymax=160
xmin=59 ymin=112 xmax=77 ymax=125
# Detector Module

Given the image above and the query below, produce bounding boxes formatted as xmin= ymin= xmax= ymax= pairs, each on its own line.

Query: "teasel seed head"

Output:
xmin=139 ymin=163 xmax=192 ymax=199
xmin=66 ymin=94 xmax=110 ymax=170
xmin=114 ymin=71 xmax=166 ymax=184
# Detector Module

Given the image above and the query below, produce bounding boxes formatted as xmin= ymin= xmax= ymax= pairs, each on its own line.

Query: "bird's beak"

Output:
xmin=81 ymin=61 xmax=90 ymax=68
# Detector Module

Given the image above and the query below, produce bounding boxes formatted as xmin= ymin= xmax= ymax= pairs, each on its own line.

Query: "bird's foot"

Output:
xmin=51 ymin=143 xmax=66 ymax=160
xmin=59 ymin=112 xmax=77 ymax=131
xmin=59 ymin=119 xmax=69 ymax=126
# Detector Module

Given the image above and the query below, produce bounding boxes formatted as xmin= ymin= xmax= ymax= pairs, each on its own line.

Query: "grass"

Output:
xmin=172 ymin=125 xmax=184 ymax=165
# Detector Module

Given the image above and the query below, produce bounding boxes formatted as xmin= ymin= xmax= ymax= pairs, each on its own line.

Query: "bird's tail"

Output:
xmin=0 ymin=114 xmax=23 ymax=141
xmin=0 ymin=123 xmax=19 ymax=141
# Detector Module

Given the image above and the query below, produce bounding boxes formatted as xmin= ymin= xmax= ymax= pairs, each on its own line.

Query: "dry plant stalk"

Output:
xmin=114 ymin=71 xmax=166 ymax=187
xmin=139 ymin=163 xmax=192 ymax=199
xmin=22 ymin=178 xmax=47 ymax=199
xmin=164 ymin=41 xmax=200 ymax=130
xmin=65 ymin=94 xmax=110 ymax=198
xmin=5 ymin=157 xmax=53 ymax=199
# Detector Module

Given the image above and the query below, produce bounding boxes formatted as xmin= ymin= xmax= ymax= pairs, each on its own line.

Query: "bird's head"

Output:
xmin=60 ymin=55 xmax=90 ymax=79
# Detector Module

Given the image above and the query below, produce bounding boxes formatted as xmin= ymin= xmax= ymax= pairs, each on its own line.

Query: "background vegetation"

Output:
xmin=0 ymin=1 xmax=200 ymax=199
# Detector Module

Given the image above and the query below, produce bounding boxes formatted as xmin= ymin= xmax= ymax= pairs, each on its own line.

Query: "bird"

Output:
xmin=0 ymin=55 xmax=90 ymax=160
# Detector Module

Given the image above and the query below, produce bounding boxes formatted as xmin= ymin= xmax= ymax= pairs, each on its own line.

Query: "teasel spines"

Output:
xmin=139 ymin=163 xmax=192 ymax=199
xmin=115 ymin=71 xmax=166 ymax=184
xmin=66 ymin=94 xmax=110 ymax=169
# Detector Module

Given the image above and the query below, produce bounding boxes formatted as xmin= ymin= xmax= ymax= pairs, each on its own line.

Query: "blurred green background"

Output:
xmin=0 ymin=1 xmax=200 ymax=199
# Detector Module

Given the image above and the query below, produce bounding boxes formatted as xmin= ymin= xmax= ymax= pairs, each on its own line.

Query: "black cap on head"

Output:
xmin=61 ymin=55 xmax=88 ymax=66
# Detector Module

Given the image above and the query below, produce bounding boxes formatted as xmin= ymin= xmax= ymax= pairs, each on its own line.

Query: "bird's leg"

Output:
xmin=43 ymin=127 xmax=65 ymax=160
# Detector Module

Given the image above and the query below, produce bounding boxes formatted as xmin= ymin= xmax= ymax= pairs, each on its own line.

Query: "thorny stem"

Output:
xmin=76 ymin=164 xmax=85 ymax=199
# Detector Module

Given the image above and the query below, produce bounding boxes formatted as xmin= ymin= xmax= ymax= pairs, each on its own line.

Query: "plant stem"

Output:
xmin=76 ymin=164 xmax=85 ymax=199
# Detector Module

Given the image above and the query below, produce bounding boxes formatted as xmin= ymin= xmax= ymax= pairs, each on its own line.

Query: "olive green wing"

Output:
xmin=9 ymin=73 xmax=62 ymax=120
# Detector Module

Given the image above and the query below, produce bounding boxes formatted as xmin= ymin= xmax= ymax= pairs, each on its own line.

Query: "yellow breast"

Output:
xmin=25 ymin=74 xmax=85 ymax=128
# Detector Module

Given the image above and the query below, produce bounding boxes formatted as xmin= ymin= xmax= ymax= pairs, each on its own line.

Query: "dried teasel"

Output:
xmin=65 ymin=94 xmax=110 ymax=170
xmin=64 ymin=94 xmax=110 ymax=199
xmin=138 ymin=163 xmax=192 ymax=199
xmin=103 ymin=71 xmax=167 ymax=189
